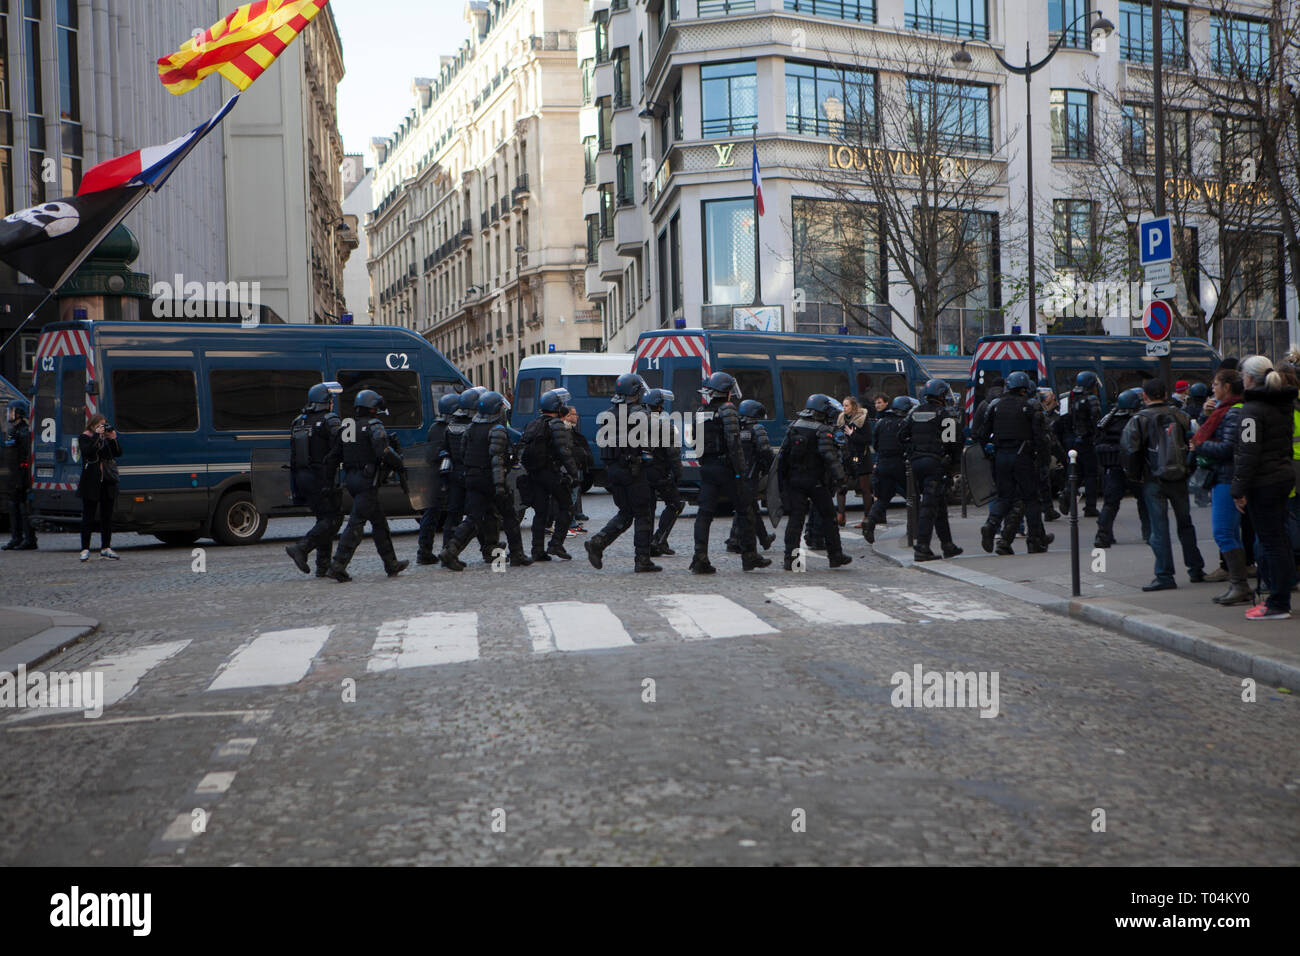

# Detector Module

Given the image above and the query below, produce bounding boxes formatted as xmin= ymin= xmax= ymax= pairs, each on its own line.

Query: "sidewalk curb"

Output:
xmin=869 ymin=539 xmax=1300 ymax=692
xmin=0 ymin=607 xmax=100 ymax=674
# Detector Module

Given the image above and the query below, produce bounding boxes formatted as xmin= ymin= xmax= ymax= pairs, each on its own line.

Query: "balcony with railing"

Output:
xmin=784 ymin=0 xmax=874 ymax=20
xmin=500 ymin=194 xmax=510 ymax=218
xmin=512 ymin=174 xmax=530 ymax=207
xmin=904 ymin=7 xmax=988 ymax=40
xmin=698 ymin=0 xmax=756 ymax=14
xmin=702 ymin=115 xmax=758 ymax=138
xmin=480 ymin=211 xmax=489 ymax=230
xmin=459 ymin=219 xmax=473 ymax=242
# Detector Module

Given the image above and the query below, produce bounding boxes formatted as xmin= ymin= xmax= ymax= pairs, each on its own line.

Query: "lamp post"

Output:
xmin=953 ymin=12 xmax=1114 ymax=334
xmin=515 ymin=242 xmax=526 ymax=379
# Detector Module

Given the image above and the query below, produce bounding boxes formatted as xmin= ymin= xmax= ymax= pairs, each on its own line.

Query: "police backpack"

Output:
xmin=519 ymin=417 xmax=551 ymax=472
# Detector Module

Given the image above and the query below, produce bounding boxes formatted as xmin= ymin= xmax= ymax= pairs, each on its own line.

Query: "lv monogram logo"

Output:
xmin=714 ymin=143 xmax=736 ymax=167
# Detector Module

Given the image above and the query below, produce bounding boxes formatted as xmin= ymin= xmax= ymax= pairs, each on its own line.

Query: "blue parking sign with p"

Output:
xmin=1139 ymin=217 xmax=1172 ymax=265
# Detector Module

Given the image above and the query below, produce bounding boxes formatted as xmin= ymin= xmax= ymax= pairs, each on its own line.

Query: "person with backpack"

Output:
xmin=1190 ymin=369 xmax=1249 ymax=606
xmin=1120 ymin=379 xmax=1205 ymax=591
xmin=1093 ymin=388 xmax=1149 ymax=549
xmin=779 ymin=394 xmax=852 ymax=570
xmin=900 ymin=380 xmax=963 ymax=562
xmin=861 ymin=396 xmax=910 ymax=544
xmin=725 ymin=398 xmax=775 ymax=554
xmin=975 ymin=371 xmax=1051 ymax=555
xmin=643 ymin=389 xmax=686 ymax=557
xmin=414 ymin=392 xmax=462 ymax=566
xmin=520 ymin=387 xmax=582 ymax=562
xmin=1064 ymin=371 xmax=1103 ymax=517
xmin=1231 ymin=356 xmax=1297 ymax=620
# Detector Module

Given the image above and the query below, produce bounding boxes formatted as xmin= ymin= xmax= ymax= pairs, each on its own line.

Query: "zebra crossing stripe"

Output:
xmin=207 ymin=627 xmax=334 ymax=691
xmin=520 ymin=602 xmax=635 ymax=654
xmin=647 ymin=594 xmax=779 ymax=641
xmin=900 ymin=592 xmax=1009 ymax=621
xmin=368 ymin=613 xmax=479 ymax=672
xmin=766 ymin=586 xmax=901 ymax=625
xmin=6 ymin=639 xmax=191 ymax=722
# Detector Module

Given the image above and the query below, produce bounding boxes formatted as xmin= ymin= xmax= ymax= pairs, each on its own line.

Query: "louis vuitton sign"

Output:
xmin=826 ymin=144 xmax=974 ymax=180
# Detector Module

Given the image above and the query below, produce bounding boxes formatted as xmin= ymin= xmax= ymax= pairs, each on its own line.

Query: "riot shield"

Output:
xmin=250 ymin=447 xmax=295 ymax=515
xmin=962 ymin=444 xmax=997 ymax=507
xmin=765 ymin=452 xmax=784 ymax=527
xmin=400 ymin=442 xmax=437 ymax=512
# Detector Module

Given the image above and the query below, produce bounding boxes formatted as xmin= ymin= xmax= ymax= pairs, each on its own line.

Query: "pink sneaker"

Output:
xmin=1245 ymin=604 xmax=1291 ymax=621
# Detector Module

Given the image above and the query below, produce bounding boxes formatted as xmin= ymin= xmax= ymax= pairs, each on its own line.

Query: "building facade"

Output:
xmin=367 ymin=0 xmax=595 ymax=393
xmin=585 ymin=0 xmax=1295 ymax=358
xmin=340 ymin=153 xmax=371 ymax=321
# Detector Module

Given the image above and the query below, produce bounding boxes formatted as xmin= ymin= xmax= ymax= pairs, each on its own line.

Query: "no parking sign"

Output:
xmin=1142 ymin=300 xmax=1173 ymax=342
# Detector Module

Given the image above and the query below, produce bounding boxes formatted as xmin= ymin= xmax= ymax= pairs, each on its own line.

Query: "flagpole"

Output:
xmin=0 ymin=290 xmax=58 ymax=359
xmin=751 ymin=123 xmax=761 ymax=308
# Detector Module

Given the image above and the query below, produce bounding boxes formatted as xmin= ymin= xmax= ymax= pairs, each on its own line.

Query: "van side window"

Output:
xmin=112 ymin=370 xmax=199 ymax=432
xmin=638 ymin=368 xmax=664 ymax=389
xmin=672 ymin=367 xmax=702 ymax=413
xmin=339 ymin=370 xmax=421 ymax=428
xmin=516 ymin=377 xmax=537 ymax=414
xmin=539 ymin=377 xmax=557 ymax=395
xmin=780 ymin=369 xmax=850 ymax=412
xmin=1105 ymin=368 xmax=1150 ymax=399
xmin=857 ymin=372 xmax=906 ymax=400
xmin=210 ymin=369 xmax=322 ymax=431
xmin=586 ymin=375 xmax=618 ymax=398
xmin=724 ymin=368 xmax=775 ymax=414
xmin=34 ymin=371 xmax=56 ymax=440
xmin=1054 ymin=367 xmax=1090 ymax=394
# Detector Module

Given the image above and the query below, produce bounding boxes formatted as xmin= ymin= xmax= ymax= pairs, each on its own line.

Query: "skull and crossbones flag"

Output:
xmin=0 ymin=185 xmax=148 ymax=291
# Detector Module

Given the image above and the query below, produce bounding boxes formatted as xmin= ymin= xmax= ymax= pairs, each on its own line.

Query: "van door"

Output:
xmin=30 ymin=354 xmax=85 ymax=487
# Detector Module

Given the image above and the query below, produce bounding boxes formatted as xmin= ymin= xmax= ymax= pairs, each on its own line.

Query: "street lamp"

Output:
xmin=514 ymin=242 xmax=526 ymax=379
xmin=953 ymin=11 xmax=1114 ymax=334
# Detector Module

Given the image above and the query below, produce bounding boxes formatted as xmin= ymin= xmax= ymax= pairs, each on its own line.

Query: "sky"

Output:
xmin=331 ymin=0 xmax=471 ymax=161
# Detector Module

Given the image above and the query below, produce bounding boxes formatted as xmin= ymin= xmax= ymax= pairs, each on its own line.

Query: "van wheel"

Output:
xmin=212 ymin=491 xmax=267 ymax=546
xmin=154 ymin=531 xmax=201 ymax=547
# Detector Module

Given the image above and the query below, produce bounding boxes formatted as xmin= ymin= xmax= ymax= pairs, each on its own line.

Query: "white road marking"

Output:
xmin=160 ymin=812 xmax=201 ymax=842
xmin=5 ymin=639 xmax=191 ymax=722
xmin=368 ymin=613 xmax=479 ymax=672
xmin=207 ymin=626 xmax=333 ymax=691
xmin=216 ymin=737 xmax=258 ymax=758
xmin=520 ymin=602 xmax=635 ymax=653
xmin=647 ymin=594 xmax=778 ymax=641
xmin=899 ymin=592 xmax=1009 ymax=621
xmin=5 ymin=709 xmax=274 ymax=733
xmin=766 ymin=586 xmax=901 ymax=625
xmin=195 ymin=772 xmax=237 ymax=795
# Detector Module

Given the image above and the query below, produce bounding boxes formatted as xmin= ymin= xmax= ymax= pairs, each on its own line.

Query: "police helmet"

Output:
xmin=643 ymin=388 xmax=676 ymax=411
xmin=354 ymin=389 xmax=388 ymax=415
xmin=1116 ymin=388 xmax=1143 ymax=411
xmin=737 ymin=399 xmax=768 ymax=421
xmin=611 ymin=373 xmax=647 ymax=405
xmin=457 ymin=389 xmax=484 ymax=413
xmin=698 ymin=371 xmax=740 ymax=403
xmin=475 ymin=391 xmax=510 ymax=421
xmin=803 ymin=394 xmax=843 ymax=423
xmin=922 ymin=379 xmax=950 ymax=402
xmin=1075 ymin=370 xmax=1100 ymax=391
xmin=1038 ymin=377 xmax=1052 ymax=389
xmin=540 ymin=387 xmax=572 ymax=415
xmin=1005 ymin=371 xmax=1032 ymax=392
xmin=437 ymin=392 xmax=462 ymax=418
xmin=1188 ymin=382 xmax=1209 ymax=400
xmin=8 ymin=398 xmax=30 ymax=419
xmin=888 ymin=395 xmax=915 ymax=415
xmin=307 ymin=381 xmax=342 ymax=411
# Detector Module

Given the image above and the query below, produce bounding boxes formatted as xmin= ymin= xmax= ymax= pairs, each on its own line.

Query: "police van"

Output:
xmin=916 ymin=355 xmax=974 ymax=413
xmin=512 ymin=352 xmax=635 ymax=484
xmin=965 ymin=334 xmax=1220 ymax=424
xmin=631 ymin=329 xmax=931 ymax=489
xmin=28 ymin=321 xmax=469 ymax=546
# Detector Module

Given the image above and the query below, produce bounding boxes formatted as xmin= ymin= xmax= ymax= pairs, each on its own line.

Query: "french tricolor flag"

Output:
xmin=752 ymin=141 xmax=765 ymax=217
xmin=77 ymin=95 xmax=239 ymax=196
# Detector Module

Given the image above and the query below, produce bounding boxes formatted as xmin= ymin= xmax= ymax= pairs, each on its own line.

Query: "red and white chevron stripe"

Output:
xmin=34 ymin=327 xmax=97 ymax=417
xmin=633 ymin=334 xmax=712 ymax=377
xmin=965 ymin=338 xmax=1048 ymax=423
xmin=32 ymin=482 xmax=77 ymax=491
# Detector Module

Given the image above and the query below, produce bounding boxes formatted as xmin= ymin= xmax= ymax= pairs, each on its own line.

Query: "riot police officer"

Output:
xmin=285 ymin=382 xmax=343 ymax=576
xmin=692 ymin=371 xmax=769 ymax=573
xmin=862 ymin=396 xmax=910 ymax=544
xmin=324 ymin=390 xmax=410 ymax=582
xmin=1064 ymin=371 xmax=1103 ymax=516
xmin=3 ymin=399 xmax=36 ymax=550
xmin=643 ymin=388 xmax=686 ymax=557
xmin=586 ymin=373 xmax=660 ymax=572
xmin=441 ymin=387 xmax=496 ymax=562
xmin=520 ymin=387 xmax=582 ymax=561
xmin=726 ymin=399 xmax=775 ymax=553
xmin=415 ymin=392 xmax=463 ymax=565
xmin=440 ymin=391 xmax=531 ymax=570
xmin=901 ymin=380 xmax=963 ymax=562
xmin=779 ymin=394 xmax=852 ymax=570
xmin=1093 ymin=387 xmax=1150 ymax=548
xmin=977 ymin=370 xmax=1051 ymax=555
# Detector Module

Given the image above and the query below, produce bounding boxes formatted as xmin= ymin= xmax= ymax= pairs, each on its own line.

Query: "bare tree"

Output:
xmin=784 ymin=33 xmax=1023 ymax=354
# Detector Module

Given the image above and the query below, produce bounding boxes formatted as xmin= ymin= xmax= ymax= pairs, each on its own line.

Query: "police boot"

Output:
xmin=649 ymin=535 xmax=674 ymax=557
xmin=285 ymin=544 xmax=311 ymax=574
xmin=741 ymin=551 xmax=771 ymax=570
xmin=584 ymin=533 xmax=607 ymax=569
xmin=828 ymin=551 xmax=852 ymax=568
xmin=438 ymin=535 xmax=468 ymax=572
xmin=941 ymin=541 xmax=963 ymax=559
xmin=689 ymin=552 xmax=717 ymax=575
xmin=862 ymin=519 xmax=877 ymax=544
xmin=1094 ymin=508 xmax=1116 ymax=548
xmin=994 ymin=534 xmax=1015 ymax=556
xmin=315 ymin=539 xmax=335 ymax=577
xmin=913 ymin=544 xmax=939 ymax=562
xmin=546 ymin=543 xmax=572 ymax=560
xmin=980 ymin=522 xmax=997 ymax=553
xmin=756 ymin=521 xmax=775 ymax=550
xmin=1 ymin=540 xmax=20 ymax=550
xmin=531 ymin=548 xmax=551 ymax=562
xmin=509 ymin=551 xmax=533 ymax=567
xmin=1044 ymin=504 xmax=1062 ymax=521
xmin=783 ymin=552 xmax=798 ymax=571
xmin=416 ymin=548 xmax=439 ymax=565
xmin=324 ymin=563 xmax=352 ymax=583
xmin=725 ymin=538 xmax=742 ymax=554
xmin=635 ymin=555 xmax=663 ymax=573
xmin=1213 ymin=549 xmax=1253 ymax=606
xmin=386 ymin=559 xmax=410 ymax=577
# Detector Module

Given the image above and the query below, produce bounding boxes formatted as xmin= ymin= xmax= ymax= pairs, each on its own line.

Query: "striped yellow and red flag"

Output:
xmin=158 ymin=0 xmax=330 ymax=96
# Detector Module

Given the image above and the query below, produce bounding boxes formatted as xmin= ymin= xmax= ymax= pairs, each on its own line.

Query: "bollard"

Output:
xmin=905 ymin=460 xmax=916 ymax=548
xmin=1068 ymin=449 xmax=1080 ymax=597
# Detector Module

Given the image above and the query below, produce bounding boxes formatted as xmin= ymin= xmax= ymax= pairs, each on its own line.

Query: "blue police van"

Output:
xmin=966 ymin=334 xmax=1221 ymax=424
xmin=631 ymin=329 xmax=931 ymax=490
xmin=28 ymin=321 xmax=469 ymax=546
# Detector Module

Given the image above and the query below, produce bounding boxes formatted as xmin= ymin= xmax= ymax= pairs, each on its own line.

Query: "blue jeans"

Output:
xmin=1142 ymin=479 xmax=1205 ymax=584
xmin=1247 ymin=480 xmax=1294 ymax=612
xmin=1210 ymin=482 xmax=1243 ymax=554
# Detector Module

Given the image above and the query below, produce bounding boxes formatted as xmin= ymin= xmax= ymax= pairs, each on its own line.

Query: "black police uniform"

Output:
xmin=1065 ymin=386 xmax=1102 ymax=514
xmin=286 ymin=405 xmax=343 ymax=574
xmin=727 ymin=417 xmax=775 ymax=552
xmin=863 ymin=409 xmax=905 ymax=541
xmin=440 ymin=410 xmax=497 ymax=560
xmin=780 ymin=414 xmax=850 ymax=567
xmin=443 ymin=415 xmax=529 ymax=568
xmin=1093 ymin=404 xmax=1150 ymax=548
xmin=980 ymin=387 xmax=1051 ymax=553
xmin=900 ymin=399 xmax=962 ymax=559
xmin=646 ymin=411 xmax=685 ymax=556
xmin=327 ymin=414 xmax=407 ymax=579
xmin=416 ymin=414 xmax=452 ymax=563
xmin=3 ymin=411 xmax=35 ymax=549
xmin=694 ymin=400 xmax=765 ymax=570
xmin=588 ymin=401 xmax=659 ymax=571
xmin=522 ymin=413 xmax=581 ymax=558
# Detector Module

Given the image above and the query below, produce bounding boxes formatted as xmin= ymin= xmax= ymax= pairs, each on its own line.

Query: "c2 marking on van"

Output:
xmin=40 ymin=356 xmax=54 ymax=372
xmin=385 ymin=353 xmax=410 ymax=370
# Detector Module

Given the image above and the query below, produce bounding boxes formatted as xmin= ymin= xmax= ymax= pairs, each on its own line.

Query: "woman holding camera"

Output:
xmin=76 ymin=414 xmax=122 ymax=562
